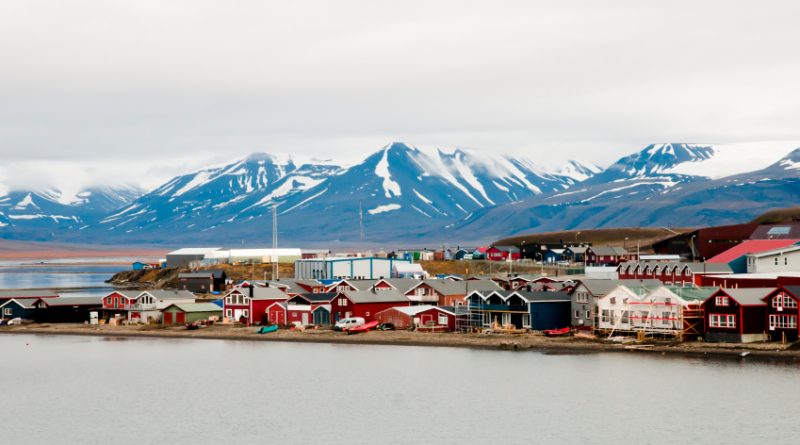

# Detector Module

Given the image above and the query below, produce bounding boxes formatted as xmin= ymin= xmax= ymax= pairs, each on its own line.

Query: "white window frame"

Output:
xmin=438 ymin=313 xmax=449 ymax=325
xmin=715 ymin=296 xmax=729 ymax=307
xmin=769 ymin=314 xmax=797 ymax=329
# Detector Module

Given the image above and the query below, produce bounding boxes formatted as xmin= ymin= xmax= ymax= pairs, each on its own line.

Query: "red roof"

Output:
xmin=708 ymin=239 xmax=800 ymax=264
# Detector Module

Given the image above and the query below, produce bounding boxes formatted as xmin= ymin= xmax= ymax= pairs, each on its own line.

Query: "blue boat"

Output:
xmin=257 ymin=325 xmax=278 ymax=334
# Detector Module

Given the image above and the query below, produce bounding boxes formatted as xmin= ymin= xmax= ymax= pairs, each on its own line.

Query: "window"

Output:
xmin=438 ymin=313 xmax=448 ymax=325
xmin=522 ymin=314 xmax=531 ymax=327
xmin=775 ymin=258 xmax=779 ymax=266
xmin=661 ymin=312 xmax=672 ymax=326
xmin=610 ymin=297 xmax=616 ymax=305
xmin=769 ymin=315 xmax=797 ymax=329
xmin=226 ymin=309 xmax=232 ymax=317
xmin=585 ymin=310 xmax=591 ymax=319
xmin=709 ymin=314 xmax=736 ymax=328
xmin=574 ymin=310 xmax=580 ymax=318
xmin=785 ymin=257 xmax=789 ymax=266
xmin=621 ymin=311 xmax=630 ymax=324
xmin=3 ymin=308 xmax=11 ymax=316
xmin=243 ymin=310 xmax=249 ymax=317
xmin=601 ymin=310 xmax=612 ymax=324
xmin=576 ymin=292 xmax=589 ymax=304
xmin=715 ymin=296 xmax=729 ymax=307
xmin=772 ymin=294 xmax=798 ymax=309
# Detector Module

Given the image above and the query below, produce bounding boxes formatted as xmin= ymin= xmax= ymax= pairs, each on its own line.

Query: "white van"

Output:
xmin=334 ymin=317 xmax=365 ymax=331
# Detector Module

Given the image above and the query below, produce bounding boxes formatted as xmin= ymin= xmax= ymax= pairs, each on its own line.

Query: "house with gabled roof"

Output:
xmin=330 ymin=289 xmax=410 ymax=323
xmin=33 ymin=296 xmax=103 ymax=323
xmin=374 ymin=305 xmax=456 ymax=331
xmin=129 ymin=290 xmax=196 ymax=324
xmin=0 ymin=298 xmax=38 ymax=321
xmin=702 ymin=288 xmax=770 ymax=343
xmin=763 ymin=286 xmax=800 ymax=342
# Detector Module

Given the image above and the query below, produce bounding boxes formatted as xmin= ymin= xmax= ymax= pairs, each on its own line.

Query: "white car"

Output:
xmin=334 ymin=317 xmax=365 ymax=331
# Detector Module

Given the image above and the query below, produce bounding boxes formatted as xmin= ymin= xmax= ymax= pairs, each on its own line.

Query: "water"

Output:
xmin=0 ymin=335 xmax=797 ymax=445
xmin=0 ymin=259 xmax=131 ymax=295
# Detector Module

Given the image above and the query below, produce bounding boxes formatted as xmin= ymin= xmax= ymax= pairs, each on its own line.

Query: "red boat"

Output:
xmin=543 ymin=327 xmax=571 ymax=337
xmin=345 ymin=320 xmax=379 ymax=335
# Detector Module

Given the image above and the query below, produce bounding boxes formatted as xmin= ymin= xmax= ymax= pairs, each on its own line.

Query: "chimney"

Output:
xmin=249 ymin=285 xmax=254 ymax=299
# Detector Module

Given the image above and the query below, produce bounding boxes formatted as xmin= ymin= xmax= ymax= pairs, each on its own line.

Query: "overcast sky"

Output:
xmin=1 ymin=0 xmax=800 ymax=194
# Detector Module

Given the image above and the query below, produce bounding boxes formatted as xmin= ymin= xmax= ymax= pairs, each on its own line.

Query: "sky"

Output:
xmin=1 ymin=0 xmax=800 ymax=195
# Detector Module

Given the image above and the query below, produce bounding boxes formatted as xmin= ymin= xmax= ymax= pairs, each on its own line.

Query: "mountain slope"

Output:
xmin=440 ymin=144 xmax=800 ymax=242
xmin=0 ymin=185 xmax=141 ymax=238
xmin=79 ymin=142 xmax=586 ymax=243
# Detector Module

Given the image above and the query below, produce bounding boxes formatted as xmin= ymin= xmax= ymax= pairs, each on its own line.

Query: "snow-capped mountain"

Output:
xmin=441 ymin=143 xmax=800 ymax=242
xmin=1 ymin=141 xmax=798 ymax=245
xmin=0 ymin=185 xmax=141 ymax=237
xmin=97 ymin=153 xmax=340 ymax=240
xmin=86 ymin=142 xmax=584 ymax=243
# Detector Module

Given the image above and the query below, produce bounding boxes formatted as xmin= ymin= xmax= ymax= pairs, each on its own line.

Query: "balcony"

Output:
xmin=469 ymin=304 xmax=528 ymax=312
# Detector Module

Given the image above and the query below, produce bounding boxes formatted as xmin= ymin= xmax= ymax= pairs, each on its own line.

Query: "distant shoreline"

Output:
xmin=2 ymin=324 xmax=799 ymax=363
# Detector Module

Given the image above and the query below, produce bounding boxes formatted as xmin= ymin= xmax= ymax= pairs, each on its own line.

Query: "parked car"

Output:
xmin=378 ymin=323 xmax=395 ymax=331
xmin=333 ymin=317 xmax=365 ymax=331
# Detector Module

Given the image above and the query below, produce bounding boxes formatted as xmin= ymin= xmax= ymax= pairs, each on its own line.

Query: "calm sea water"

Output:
xmin=0 ymin=335 xmax=797 ymax=445
xmin=0 ymin=259 xmax=129 ymax=294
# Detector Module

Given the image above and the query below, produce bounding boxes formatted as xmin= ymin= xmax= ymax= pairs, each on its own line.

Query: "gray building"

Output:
xmin=165 ymin=247 xmax=223 ymax=267
xmin=294 ymin=257 xmax=412 ymax=280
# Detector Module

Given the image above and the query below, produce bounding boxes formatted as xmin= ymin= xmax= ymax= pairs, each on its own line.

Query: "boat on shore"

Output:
xmin=257 ymin=325 xmax=278 ymax=334
xmin=543 ymin=327 xmax=571 ymax=337
xmin=345 ymin=320 xmax=378 ymax=335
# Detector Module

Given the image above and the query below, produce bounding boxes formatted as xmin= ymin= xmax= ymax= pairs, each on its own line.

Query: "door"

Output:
xmin=176 ymin=312 xmax=186 ymax=324
xmin=301 ymin=313 xmax=309 ymax=325
xmin=502 ymin=313 xmax=511 ymax=326
xmin=164 ymin=312 xmax=173 ymax=325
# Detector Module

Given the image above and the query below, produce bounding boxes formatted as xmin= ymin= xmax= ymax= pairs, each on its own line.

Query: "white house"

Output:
xmin=746 ymin=245 xmax=800 ymax=273
xmin=128 ymin=290 xmax=196 ymax=323
xmin=596 ymin=285 xmax=710 ymax=338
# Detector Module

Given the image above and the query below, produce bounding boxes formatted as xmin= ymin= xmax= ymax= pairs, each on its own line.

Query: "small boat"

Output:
xmin=345 ymin=320 xmax=379 ymax=335
xmin=258 ymin=325 xmax=278 ymax=334
xmin=543 ymin=327 xmax=571 ymax=337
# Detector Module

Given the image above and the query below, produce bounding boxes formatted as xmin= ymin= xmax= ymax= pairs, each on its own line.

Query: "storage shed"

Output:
xmin=374 ymin=305 xmax=456 ymax=330
xmin=161 ymin=303 xmax=223 ymax=325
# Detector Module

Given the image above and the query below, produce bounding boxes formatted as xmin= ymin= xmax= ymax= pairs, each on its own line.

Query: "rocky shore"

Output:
xmin=3 ymin=323 xmax=800 ymax=362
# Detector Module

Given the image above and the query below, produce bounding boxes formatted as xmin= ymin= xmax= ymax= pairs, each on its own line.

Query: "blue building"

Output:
xmin=519 ymin=291 xmax=572 ymax=330
xmin=0 ymin=299 xmax=37 ymax=321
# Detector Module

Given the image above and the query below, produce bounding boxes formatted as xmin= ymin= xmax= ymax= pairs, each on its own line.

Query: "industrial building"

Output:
xmin=294 ymin=257 xmax=412 ymax=280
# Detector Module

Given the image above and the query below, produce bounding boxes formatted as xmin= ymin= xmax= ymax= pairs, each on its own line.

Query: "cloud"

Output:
xmin=1 ymin=0 xmax=799 ymax=191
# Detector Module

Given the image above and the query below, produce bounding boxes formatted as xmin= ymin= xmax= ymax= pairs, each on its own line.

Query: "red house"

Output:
xmin=102 ymin=290 xmax=139 ymax=313
xmin=223 ymin=286 xmax=288 ymax=325
xmin=702 ymin=288 xmax=770 ymax=343
xmin=331 ymin=289 xmax=410 ymax=323
xmin=586 ymin=246 xmax=635 ymax=266
xmin=486 ymin=246 xmax=521 ymax=262
xmin=763 ymin=286 xmax=800 ymax=342
xmin=618 ymin=261 xmax=732 ymax=286
xmin=374 ymin=305 xmax=456 ymax=331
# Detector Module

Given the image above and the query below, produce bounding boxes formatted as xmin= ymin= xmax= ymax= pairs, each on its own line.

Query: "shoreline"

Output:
xmin=3 ymin=324 xmax=800 ymax=363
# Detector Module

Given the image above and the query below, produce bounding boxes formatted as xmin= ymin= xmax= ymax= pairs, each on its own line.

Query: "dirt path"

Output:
xmin=3 ymin=323 xmax=800 ymax=362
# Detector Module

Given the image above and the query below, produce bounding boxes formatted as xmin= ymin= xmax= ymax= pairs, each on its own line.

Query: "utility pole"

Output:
xmin=272 ymin=205 xmax=279 ymax=280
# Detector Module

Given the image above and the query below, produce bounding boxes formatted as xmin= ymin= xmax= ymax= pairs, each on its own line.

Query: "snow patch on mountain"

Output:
xmin=663 ymin=141 xmax=798 ymax=179
xmin=368 ymin=203 xmax=401 ymax=215
xmin=552 ymin=160 xmax=603 ymax=182
xmin=375 ymin=146 xmax=402 ymax=198
xmin=13 ymin=194 xmax=37 ymax=210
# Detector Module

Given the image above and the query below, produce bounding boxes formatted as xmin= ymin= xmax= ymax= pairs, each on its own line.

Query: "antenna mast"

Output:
xmin=359 ymin=201 xmax=365 ymax=242
xmin=272 ymin=205 xmax=279 ymax=280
